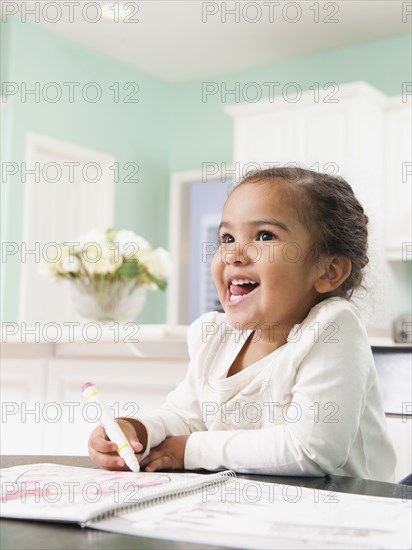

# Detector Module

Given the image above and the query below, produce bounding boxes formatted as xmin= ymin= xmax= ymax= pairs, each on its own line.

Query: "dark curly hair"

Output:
xmin=234 ymin=166 xmax=369 ymax=300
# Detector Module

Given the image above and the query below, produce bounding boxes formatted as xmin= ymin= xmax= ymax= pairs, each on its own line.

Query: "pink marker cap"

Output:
xmin=81 ymin=382 xmax=94 ymax=392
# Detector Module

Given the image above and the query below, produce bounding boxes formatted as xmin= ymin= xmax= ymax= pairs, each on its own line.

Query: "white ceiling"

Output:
xmin=28 ymin=0 xmax=410 ymax=82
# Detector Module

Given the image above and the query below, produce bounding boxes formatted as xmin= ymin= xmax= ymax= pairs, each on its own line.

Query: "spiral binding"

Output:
xmin=83 ymin=470 xmax=236 ymax=527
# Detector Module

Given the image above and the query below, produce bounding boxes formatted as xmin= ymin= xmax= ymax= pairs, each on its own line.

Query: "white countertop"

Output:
xmin=366 ymin=326 xmax=411 ymax=348
xmin=1 ymin=323 xmax=410 ymax=359
xmin=1 ymin=324 xmax=190 ymax=358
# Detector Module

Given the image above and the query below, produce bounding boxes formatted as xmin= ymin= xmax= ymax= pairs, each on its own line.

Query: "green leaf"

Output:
xmin=145 ymin=272 xmax=167 ymax=291
xmin=106 ymin=227 xmax=117 ymax=243
xmin=115 ymin=260 xmax=140 ymax=278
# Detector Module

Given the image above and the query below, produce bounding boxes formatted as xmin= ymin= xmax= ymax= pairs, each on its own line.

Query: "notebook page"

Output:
xmin=0 ymin=463 xmax=212 ymax=524
xmin=91 ymin=477 xmax=411 ymax=549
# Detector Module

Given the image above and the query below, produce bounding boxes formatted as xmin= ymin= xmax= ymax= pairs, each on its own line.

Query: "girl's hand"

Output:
xmin=140 ymin=435 xmax=190 ymax=472
xmin=88 ymin=419 xmax=143 ymax=471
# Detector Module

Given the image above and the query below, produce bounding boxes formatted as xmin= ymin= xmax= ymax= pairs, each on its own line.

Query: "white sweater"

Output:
xmin=136 ymin=297 xmax=396 ymax=481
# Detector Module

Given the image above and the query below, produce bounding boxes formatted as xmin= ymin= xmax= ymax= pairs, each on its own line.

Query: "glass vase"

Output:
xmin=70 ymin=278 xmax=147 ymax=322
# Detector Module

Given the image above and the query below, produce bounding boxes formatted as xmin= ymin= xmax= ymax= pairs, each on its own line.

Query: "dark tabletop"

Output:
xmin=1 ymin=455 xmax=410 ymax=550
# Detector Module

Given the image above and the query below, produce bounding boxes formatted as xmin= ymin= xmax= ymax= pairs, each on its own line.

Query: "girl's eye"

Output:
xmin=220 ymin=233 xmax=235 ymax=244
xmin=257 ymin=231 xmax=277 ymax=241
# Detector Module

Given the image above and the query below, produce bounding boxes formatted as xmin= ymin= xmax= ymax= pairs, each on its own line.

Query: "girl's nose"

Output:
xmin=222 ymin=241 xmax=257 ymax=264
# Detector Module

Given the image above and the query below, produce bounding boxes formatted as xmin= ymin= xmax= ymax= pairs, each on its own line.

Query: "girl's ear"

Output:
xmin=314 ymin=256 xmax=352 ymax=294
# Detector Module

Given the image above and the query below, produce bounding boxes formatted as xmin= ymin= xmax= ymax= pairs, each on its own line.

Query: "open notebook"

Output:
xmin=1 ymin=463 xmax=411 ymax=549
xmin=0 ymin=463 xmax=235 ymax=525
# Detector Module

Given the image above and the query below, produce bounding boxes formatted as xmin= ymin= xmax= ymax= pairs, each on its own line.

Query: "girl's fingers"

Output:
xmin=88 ymin=424 xmax=142 ymax=470
xmin=88 ymin=447 xmax=124 ymax=470
xmin=92 ymin=438 xmax=117 ymax=453
xmin=139 ymin=456 xmax=150 ymax=468
xmin=144 ymin=456 xmax=172 ymax=472
xmin=139 ymin=452 xmax=156 ymax=468
xmin=89 ymin=428 xmax=117 ymax=453
xmin=130 ymin=440 xmax=143 ymax=452
xmin=115 ymin=421 xmax=143 ymax=452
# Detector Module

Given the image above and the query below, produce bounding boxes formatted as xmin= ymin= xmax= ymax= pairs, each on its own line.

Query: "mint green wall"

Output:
xmin=1 ymin=23 xmax=410 ymax=323
xmin=1 ymin=20 xmax=172 ymax=323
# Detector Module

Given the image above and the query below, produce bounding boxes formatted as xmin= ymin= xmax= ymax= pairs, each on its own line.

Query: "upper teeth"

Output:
xmin=231 ymin=279 xmax=257 ymax=285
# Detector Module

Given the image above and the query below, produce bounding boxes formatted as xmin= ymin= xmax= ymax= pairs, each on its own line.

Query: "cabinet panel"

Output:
xmin=235 ymin=112 xmax=295 ymax=167
xmin=45 ymin=358 xmax=188 ymax=455
xmin=235 ymin=106 xmax=351 ymax=170
xmin=385 ymin=415 xmax=412 ymax=482
xmin=0 ymin=360 xmax=48 ymax=454
xmin=299 ymin=109 xmax=347 ymax=171
xmin=384 ymin=101 xmax=412 ymax=258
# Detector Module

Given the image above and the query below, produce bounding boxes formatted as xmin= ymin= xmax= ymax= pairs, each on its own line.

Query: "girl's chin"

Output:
xmin=224 ymin=311 xmax=257 ymax=331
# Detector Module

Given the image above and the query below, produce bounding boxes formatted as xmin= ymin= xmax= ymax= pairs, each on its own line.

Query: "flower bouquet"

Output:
xmin=42 ymin=227 xmax=171 ymax=321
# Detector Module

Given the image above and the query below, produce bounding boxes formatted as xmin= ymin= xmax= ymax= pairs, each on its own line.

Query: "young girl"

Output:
xmin=88 ymin=166 xmax=396 ymax=481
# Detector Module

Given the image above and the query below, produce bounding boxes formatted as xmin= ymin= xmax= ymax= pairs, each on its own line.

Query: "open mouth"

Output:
xmin=227 ymin=278 xmax=260 ymax=303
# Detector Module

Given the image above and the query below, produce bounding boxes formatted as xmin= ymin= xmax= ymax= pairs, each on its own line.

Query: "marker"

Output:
xmin=82 ymin=382 xmax=140 ymax=473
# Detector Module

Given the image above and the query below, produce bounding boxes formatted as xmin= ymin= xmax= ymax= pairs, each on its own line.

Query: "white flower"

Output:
xmin=115 ymin=230 xmax=151 ymax=260
xmin=40 ymin=227 xmax=171 ymax=293
xmin=80 ymin=245 xmax=122 ymax=275
xmin=73 ymin=227 xmax=107 ymax=252
xmin=142 ymin=247 xmax=172 ymax=280
xmin=62 ymin=256 xmax=81 ymax=273
xmin=79 ymin=243 xmax=102 ymax=275
xmin=38 ymin=255 xmax=69 ymax=279
xmin=38 ymin=243 xmax=72 ymax=277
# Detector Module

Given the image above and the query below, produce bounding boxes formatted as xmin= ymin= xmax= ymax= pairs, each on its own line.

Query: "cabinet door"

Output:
xmin=235 ymin=104 xmax=349 ymax=172
xmin=385 ymin=415 xmax=412 ymax=482
xmin=232 ymin=94 xmax=384 ymax=240
xmin=234 ymin=111 xmax=296 ymax=167
xmin=0 ymin=359 xmax=48 ymax=454
xmin=384 ymin=100 xmax=412 ymax=260
xmin=45 ymin=358 xmax=188 ymax=455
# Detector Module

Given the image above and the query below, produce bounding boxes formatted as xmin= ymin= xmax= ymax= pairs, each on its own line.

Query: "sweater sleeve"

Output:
xmin=134 ymin=312 xmax=216 ymax=458
xmin=184 ymin=305 xmax=374 ymax=476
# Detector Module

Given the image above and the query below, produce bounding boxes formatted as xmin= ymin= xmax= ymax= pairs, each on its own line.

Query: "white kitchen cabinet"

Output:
xmin=0 ymin=359 xmax=48 ymax=455
xmin=230 ymin=84 xmax=384 ymax=175
xmin=45 ymin=357 xmax=188 ymax=455
xmin=384 ymin=97 xmax=412 ymax=260
xmin=385 ymin=415 xmax=412 ymax=483
xmin=1 ymin=325 xmax=189 ymax=455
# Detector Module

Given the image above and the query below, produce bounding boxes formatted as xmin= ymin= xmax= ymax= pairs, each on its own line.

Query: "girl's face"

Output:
xmin=211 ymin=180 xmax=323 ymax=341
